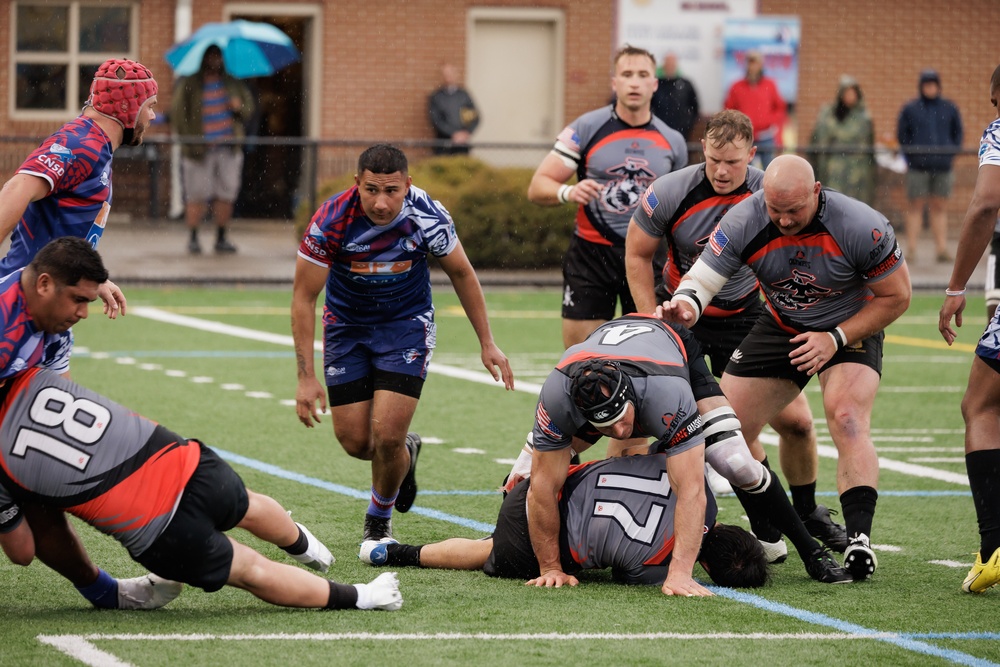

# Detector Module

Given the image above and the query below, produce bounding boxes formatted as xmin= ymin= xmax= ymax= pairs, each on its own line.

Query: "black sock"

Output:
xmin=217 ymin=227 xmax=227 ymax=243
xmin=325 ymin=581 xmax=360 ymax=609
xmin=840 ymin=486 xmax=878 ymax=539
xmin=385 ymin=543 xmax=422 ymax=567
xmin=190 ymin=228 xmax=198 ymax=242
xmin=281 ymin=525 xmax=308 ymax=556
xmin=967 ymin=450 xmax=1000 ymax=557
xmin=734 ymin=457 xmax=780 ymax=542
xmin=790 ymin=481 xmax=818 ymax=517
xmin=755 ymin=470 xmax=822 ymax=557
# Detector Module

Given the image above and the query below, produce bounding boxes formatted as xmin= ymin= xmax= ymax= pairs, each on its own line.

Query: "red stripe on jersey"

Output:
xmin=746 ymin=232 xmax=843 ymax=266
xmin=665 ymin=256 xmax=683 ymax=292
xmin=669 ymin=191 xmax=751 ymax=236
xmin=643 ymin=535 xmax=675 ymax=566
xmin=68 ymin=440 xmax=200 ymax=533
xmin=557 ymin=349 xmax=686 ymax=370
xmin=574 ymin=207 xmax=612 ymax=245
xmin=586 ymin=128 xmax=673 ymax=157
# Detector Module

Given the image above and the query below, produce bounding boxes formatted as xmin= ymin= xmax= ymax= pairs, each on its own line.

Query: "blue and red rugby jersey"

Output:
xmin=0 ymin=270 xmax=71 ymax=379
xmin=2 ymin=116 xmax=113 ymax=274
xmin=298 ymin=184 xmax=459 ymax=326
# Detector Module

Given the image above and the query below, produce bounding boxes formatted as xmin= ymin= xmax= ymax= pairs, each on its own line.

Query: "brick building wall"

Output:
xmin=1 ymin=0 xmax=998 ymax=226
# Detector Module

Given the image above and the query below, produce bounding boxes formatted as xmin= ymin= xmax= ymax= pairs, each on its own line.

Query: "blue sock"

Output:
xmin=366 ymin=487 xmax=397 ymax=519
xmin=76 ymin=568 xmax=118 ymax=609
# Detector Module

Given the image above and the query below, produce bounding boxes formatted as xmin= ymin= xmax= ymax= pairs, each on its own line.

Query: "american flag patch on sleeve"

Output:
xmin=641 ymin=188 xmax=658 ymax=217
xmin=708 ymin=227 xmax=729 ymax=256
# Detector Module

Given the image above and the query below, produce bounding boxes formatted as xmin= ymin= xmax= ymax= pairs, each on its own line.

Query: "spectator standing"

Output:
xmin=651 ymin=52 xmax=700 ymax=141
xmin=810 ymin=75 xmax=876 ymax=205
xmin=528 ymin=45 xmax=687 ymax=349
xmin=427 ymin=64 xmax=480 ymax=155
xmin=897 ymin=69 xmax=963 ymax=263
xmin=937 ymin=63 xmax=1000 ymax=594
xmin=724 ymin=50 xmax=786 ymax=168
xmin=171 ymin=45 xmax=255 ymax=255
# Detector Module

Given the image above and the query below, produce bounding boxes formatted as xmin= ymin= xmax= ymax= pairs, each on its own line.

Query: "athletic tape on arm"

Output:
xmin=672 ymin=261 xmax=728 ymax=324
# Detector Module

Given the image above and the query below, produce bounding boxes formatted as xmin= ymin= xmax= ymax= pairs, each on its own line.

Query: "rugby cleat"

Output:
xmin=800 ymin=505 xmax=848 ymax=553
xmin=359 ymin=538 xmax=398 ymax=566
xmin=289 ymin=522 xmax=334 ymax=573
xmin=363 ymin=514 xmax=393 ymax=542
xmin=116 ymin=574 xmax=184 ymax=610
xmin=844 ymin=533 xmax=878 ymax=581
xmin=355 ymin=572 xmax=403 ymax=611
xmin=395 ymin=433 xmax=421 ymax=513
xmin=803 ymin=546 xmax=853 ymax=584
xmin=962 ymin=548 xmax=1000 ymax=594
xmin=756 ymin=535 xmax=788 ymax=564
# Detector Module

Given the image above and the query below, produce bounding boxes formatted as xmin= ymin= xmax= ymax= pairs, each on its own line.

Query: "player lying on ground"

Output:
xmin=0 ymin=368 xmax=401 ymax=611
xmin=360 ymin=452 xmax=769 ymax=589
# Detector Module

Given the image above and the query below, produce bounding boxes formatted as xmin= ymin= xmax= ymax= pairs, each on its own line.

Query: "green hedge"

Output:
xmin=295 ymin=156 xmax=574 ymax=269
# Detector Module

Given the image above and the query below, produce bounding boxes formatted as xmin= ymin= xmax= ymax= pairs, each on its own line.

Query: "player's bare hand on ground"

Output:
xmin=661 ymin=572 xmax=713 ymax=597
xmin=295 ymin=376 xmax=327 ymax=427
xmin=526 ymin=569 xmax=579 ymax=588
xmin=789 ymin=330 xmax=837 ymax=376
xmin=938 ymin=295 xmax=965 ymax=345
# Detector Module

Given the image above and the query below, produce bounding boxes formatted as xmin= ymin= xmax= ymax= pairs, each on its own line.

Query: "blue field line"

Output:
xmin=76 ymin=350 xmax=294 ymax=358
xmin=711 ymin=587 xmax=999 ymax=667
xmin=214 ymin=449 xmax=496 ymax=534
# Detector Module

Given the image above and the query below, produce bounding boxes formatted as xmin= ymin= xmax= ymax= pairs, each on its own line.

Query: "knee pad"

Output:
xmin=703 ymin=407 xmax=768 ymax=492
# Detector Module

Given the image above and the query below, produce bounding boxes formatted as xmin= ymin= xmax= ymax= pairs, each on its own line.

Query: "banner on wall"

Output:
xmin=721 ymin=16 xmax=801 ymax=106
xmin=616 ymin=0 xmax=756 ymax=114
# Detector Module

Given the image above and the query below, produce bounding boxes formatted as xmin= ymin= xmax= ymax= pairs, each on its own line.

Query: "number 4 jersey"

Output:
xmin=0 ymin=369 xmax=200 ymax=558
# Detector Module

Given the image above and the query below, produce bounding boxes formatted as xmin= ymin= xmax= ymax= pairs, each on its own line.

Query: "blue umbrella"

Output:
xmin=165 ymin=20 xmax=299 ymax=79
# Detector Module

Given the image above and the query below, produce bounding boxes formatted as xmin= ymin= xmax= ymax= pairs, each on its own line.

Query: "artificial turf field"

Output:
xmin=2 ymin=287 xmax=998 ymax=667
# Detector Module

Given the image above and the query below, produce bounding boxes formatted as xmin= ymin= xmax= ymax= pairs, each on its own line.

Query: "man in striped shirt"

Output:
xmin=171 ymin=45 xmax=254 ymax=254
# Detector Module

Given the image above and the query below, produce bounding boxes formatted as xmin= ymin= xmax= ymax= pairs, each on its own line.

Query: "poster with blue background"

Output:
xmin=722 ymin=17 xmax=800 ymax=105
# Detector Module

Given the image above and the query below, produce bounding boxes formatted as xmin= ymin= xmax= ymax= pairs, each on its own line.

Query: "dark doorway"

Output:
xmin=231 ymin=14 xmax=307 ymax=220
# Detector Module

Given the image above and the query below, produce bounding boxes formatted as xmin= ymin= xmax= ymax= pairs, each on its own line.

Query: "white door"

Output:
xmin=467 ymin=9 xmax=564 ymax=167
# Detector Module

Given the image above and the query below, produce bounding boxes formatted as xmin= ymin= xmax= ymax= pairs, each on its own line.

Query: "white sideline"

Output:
xmin=36 ymin=632 xmax=913 ymax=667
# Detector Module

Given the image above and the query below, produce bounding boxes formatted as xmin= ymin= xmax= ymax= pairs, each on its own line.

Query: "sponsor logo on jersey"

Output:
xmin=400 ymin=237 xmax=418 ymax=253
xmin=788 ymin=250 xmax=811 ymax=268
xmin=862 ymin=245 xmax=902 ymax=280
xmin=100 ymin=165 xmax=110 ymax=186
xmin=641 ymin=188 xmax=658 ymax=217
xmin=350 ymin=260 xmax=412 ymax=275
xmin=981 ymin=141 xmax=990 ymax=159
xmin=402 ymin=349 xmax=420 ymax=364
xmin=665 ymin=410 xmax=702 ymax=447
xmin=325 ymin=366 xmax=346 ymax=376
xmin=535 ymin=402 xmax=564 ymax=440
xmin=730 ymin=348 xmax=743 ymax=362
xmin=50 ymin=143 xmax=72 ymax=156
xmin=343 ymin=242 xmax=371 ymax=253
xmin=708 ymin=227 xmax=729 ymax=256
xmin=603 ymin=157 xmax=658 ymax=214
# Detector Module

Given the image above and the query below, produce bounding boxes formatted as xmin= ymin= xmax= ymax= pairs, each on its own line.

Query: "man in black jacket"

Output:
xmin=427 ymin=64 xmax=480 ymax=155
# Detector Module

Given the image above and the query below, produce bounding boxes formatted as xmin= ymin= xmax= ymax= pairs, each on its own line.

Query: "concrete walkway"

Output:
xmin=97 ymin=218 xmax=983 ymax=292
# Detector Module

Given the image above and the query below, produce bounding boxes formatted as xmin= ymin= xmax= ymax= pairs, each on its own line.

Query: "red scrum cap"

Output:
xmin=86 ymin=58 xmax=158 ymax=130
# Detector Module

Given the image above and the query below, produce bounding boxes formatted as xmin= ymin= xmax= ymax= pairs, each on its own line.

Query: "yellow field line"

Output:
xmin=886 ymin=334 xmax=977 ymax=354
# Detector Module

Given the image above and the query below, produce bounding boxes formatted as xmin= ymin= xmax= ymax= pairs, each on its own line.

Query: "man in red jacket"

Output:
xmin=724 ymin=50 xmax=786 ymax=168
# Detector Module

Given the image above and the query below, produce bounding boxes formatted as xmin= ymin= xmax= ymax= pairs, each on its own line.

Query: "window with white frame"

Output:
xmin=11 ymin=1 xmax=137 ymax=118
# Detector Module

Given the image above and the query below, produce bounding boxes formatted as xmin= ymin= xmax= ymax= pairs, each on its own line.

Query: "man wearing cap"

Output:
xmin=897 ymin=69 xmax=963 ymax=263
xmin=0 ymin=59 xmax=162 ymax=610
xmin=0 ymin=58 xmax=158 ymax=316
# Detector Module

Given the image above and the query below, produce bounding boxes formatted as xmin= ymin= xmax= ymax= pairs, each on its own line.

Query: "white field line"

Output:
xmin=36 ymin=630 xmax=947 ymax=667
xmin=132 ymin=308 xmax=967 ymax=486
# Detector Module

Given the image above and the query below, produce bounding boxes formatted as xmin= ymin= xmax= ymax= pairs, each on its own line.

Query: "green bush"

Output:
xmin=295 ymin=156 xmax=574 ymax=268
